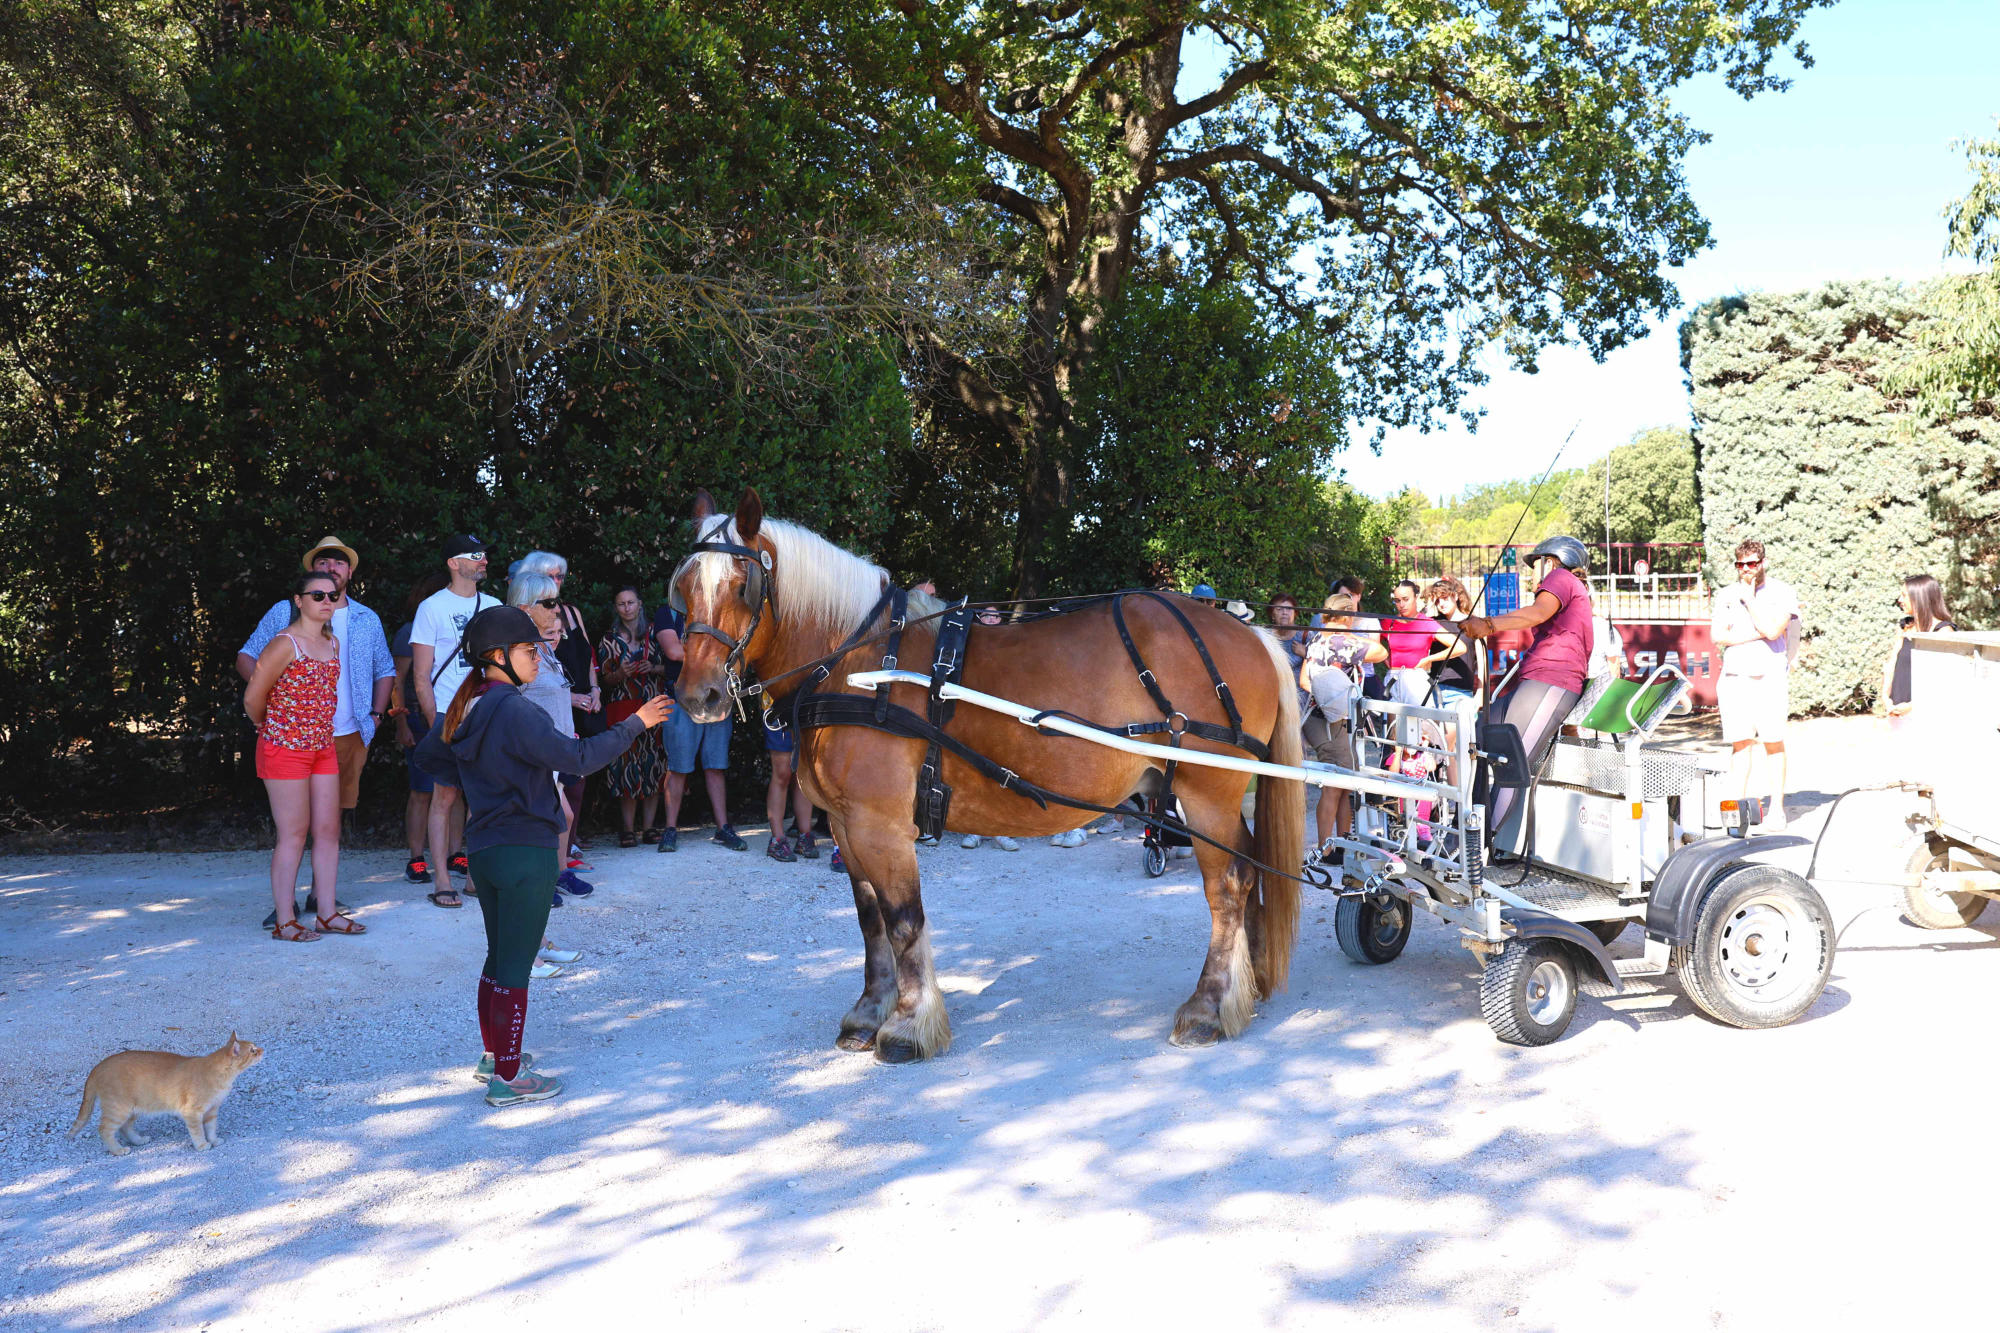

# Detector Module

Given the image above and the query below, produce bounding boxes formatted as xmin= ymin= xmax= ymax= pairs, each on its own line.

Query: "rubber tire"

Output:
xmin=1144 ymin=842 xmax=1167 ymax=878
xmin=1588 ymin=919 xmax=1628 ymax=946
xmin=1335 ymin=894 xmax=1412 ymax=964
xmin=1901 ymin=839 xmax=1990 ymax=930
xmin=1678 ymin=865 xmax=1834 ymax=1029
xmin=1480 ymin=939 xmax=1579 ymax=1047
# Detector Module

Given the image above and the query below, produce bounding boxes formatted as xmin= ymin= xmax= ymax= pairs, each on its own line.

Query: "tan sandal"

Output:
xmin=316 ymin=911 xmax=367 ymax=936
xmin=272 ymin=919 xmax=321 ymax=942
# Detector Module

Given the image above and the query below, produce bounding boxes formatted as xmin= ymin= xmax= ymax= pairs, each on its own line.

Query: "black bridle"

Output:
xmin=668 ymin=517 xmax=776 ymax=699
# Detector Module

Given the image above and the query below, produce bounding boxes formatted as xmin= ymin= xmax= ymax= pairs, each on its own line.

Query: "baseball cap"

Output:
xmin=442 ymin=534 xmax=487 ymax=563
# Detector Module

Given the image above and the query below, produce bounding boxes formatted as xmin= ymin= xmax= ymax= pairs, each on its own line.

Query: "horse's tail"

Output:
xmin=1249 ymin=631 xmax=1305 ymax=998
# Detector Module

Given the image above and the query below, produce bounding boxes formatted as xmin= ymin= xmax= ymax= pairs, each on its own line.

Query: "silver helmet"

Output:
xmin=1526 ymin=535 xmax=1588 ymax=571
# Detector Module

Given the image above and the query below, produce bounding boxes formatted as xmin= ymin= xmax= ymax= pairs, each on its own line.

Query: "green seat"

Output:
xmin=1577 ymin=677 xmax=1677 ymax=735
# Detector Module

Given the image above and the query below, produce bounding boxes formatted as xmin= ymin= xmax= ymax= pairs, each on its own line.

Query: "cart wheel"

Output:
xmin=1480 ymin=939 xmax=1578 ymax=1046
xmin=1588 ymin=919 xmax=1628 ymax=947
xmin=1678 ymin=865 xmax=1833 ymax=1029
xmin=1901 ymin=839 xmax=1990 ymax=930
xmin=1335 ymin=893 xmax=1412 ymax=964
xmin=1144 ymin=842 xmax=1167 ymax=878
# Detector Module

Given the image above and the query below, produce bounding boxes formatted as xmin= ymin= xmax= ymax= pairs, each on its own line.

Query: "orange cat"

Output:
xmin=69 ymin=1033 xmax=264 ymax=1156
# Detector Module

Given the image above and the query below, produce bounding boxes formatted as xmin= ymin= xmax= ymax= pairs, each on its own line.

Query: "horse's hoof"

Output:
xmin=1170 ymin=1019 xmax=1225 ymax=1048
xmin=874 ymin=1034 xmax=923 ymax=1064
xmin=835 ymin=1029 xmax=876 ymax=1052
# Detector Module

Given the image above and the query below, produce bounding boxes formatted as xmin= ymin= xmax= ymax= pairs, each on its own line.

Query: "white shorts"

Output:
xmin=1717 ymin=671 xmax=1789 ymax=744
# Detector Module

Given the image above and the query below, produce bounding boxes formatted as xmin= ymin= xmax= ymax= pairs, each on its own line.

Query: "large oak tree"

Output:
xmin=865 ymin=0 xmax=1828 ymax=594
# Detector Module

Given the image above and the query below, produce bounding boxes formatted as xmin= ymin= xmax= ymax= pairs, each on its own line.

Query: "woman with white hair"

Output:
xmin=506 ymin=570 xmax=595 ymax=905
xmin=519 ymin=551 xmax=601 ymax=863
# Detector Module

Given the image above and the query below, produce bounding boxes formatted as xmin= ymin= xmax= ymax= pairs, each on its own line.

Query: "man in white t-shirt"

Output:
xmin=409 ymin=534 xmax=494 ymax=906
xmin=1710 ymin=538 xmax=1801 ymax=831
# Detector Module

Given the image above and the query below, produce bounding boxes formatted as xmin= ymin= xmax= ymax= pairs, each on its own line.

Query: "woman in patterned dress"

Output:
xmin=597 ymin=586 xmax=670 ymax=845
xmin=244 ymin=570 xmax=364 ymax=941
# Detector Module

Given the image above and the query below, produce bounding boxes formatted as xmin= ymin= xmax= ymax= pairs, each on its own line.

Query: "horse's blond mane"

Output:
xmin=697 ymin=515 xmax=942 ymax=639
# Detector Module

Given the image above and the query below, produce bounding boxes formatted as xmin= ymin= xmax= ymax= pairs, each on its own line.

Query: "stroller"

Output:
xmin=1139 ymin=795 xmax=1191 ymax=877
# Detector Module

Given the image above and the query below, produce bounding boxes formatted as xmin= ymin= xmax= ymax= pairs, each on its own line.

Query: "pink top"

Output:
xmin=1382 ymin=617 xmax=1443 ymax=668
xmin=261 ymin=632 xmax=340 ymax=751
xmin=1518 ymin=566 xmax=1593 ymax=693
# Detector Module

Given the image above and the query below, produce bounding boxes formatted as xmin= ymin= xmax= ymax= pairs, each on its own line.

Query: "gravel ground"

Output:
xmin=1 ymin=714 xmax=1991 ymax=1331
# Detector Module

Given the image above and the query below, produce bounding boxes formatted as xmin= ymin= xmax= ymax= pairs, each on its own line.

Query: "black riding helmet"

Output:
xmin=463 ymin=605 xmax=543 ymax=686
xmin=1526 ymin=535 xmax=1588 ymax=571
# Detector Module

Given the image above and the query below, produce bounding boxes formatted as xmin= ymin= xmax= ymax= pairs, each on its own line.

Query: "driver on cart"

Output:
xmin=1458 ymin=535 xmax=1595 ymax=843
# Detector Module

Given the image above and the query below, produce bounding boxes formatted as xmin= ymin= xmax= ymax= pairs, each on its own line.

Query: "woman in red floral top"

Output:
xmin=245 ymin=570 xmax=362 ymax=941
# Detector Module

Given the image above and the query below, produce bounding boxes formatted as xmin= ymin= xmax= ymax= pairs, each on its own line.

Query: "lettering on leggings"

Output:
xmin=490 ymin=982 xmax=528 ymax=1082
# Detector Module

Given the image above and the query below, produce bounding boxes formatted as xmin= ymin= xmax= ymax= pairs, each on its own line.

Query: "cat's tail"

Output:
xmin=67 ymin=1071 xmax=98 ymax=1138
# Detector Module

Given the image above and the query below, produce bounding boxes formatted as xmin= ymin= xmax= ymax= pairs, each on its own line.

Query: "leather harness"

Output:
xmin=786 ymin=587 xmax=1268 ymax=840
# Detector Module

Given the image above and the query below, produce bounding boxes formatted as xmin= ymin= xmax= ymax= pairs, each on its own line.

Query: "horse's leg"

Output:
xmin=842 ymin=821 xmax=951 ymax=1064
xmin=829 ymin=812 xmax=898 ymax=1052
xmin=1170 ymin=786 xmax=1260 ymax=1048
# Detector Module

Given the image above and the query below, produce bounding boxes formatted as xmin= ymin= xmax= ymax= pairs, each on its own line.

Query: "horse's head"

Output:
xmin=670 ymin=488 xmax=777 ymax=723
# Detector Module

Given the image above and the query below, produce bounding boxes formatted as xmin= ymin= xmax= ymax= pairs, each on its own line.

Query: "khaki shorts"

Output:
xmin=1717 ymin=671 xmax=1789 ymax=744
xmin=333 ymin=731 xmax=370 ymax=809
xmin=1302 ymin=713 xmax=1354 ymax=768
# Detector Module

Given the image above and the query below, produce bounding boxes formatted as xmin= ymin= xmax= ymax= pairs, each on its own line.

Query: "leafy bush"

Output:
xmin=1681 ymin=280 xmax=1997 ymax=713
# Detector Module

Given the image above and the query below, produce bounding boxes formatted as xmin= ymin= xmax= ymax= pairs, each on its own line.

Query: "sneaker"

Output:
xmin=405 ymin=857 xmax=433 ymax=884
xmin=530 ymin=958 xmax=564 ymax=980
xmin=549 ymin=888 xmax=564 ymax=909
xmin=471 ymin=1052 xmax=535 ymax=1084
xmin=993 ymin=836 xmax=1021 ymax=852
xmin=960 ymin=834 xmax=982 ymax=849
xmin=484 ymin=1070 xmax=564 ymax=1107
xmin=916 ymin=834 xmax=939 ymax=846
xmin=1051 ymin=829 xmax=1087 ymax=848
xmin=794 ymin=831 xmax=820 ymax=860
xmin=657 ymin=828 xmax=678 ymax=853
xmin=830 ymin=845 xmax=846 ymax=874
xmin=712 ymin=824 xmax=747 ymax=851
xmin=449 ymin=851 xmax=469 ymax=876
xmin=767 ymin=836 xmax=798 ymax=863
xmin=539 ymin=946 xmax=582 ymax=964
xmin=557 ymin=869 xmax=595 ymax=897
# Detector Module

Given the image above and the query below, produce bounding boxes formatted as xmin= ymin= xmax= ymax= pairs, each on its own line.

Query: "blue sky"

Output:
xmin=1188 ymin=1 xmax=1999 ymax=498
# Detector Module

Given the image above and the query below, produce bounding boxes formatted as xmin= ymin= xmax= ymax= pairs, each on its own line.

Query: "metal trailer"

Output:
xmin=849 ymin=661 xmax=1836 ymax=1046
xmin=1895 ymin=632 xmax=2000 ymax=931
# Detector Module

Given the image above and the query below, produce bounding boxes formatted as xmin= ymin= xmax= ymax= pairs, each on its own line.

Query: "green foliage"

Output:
xmin=0 ymin=0 xmax=913 ymax=817
xmin=1388 ymin=476 xmax=1579 ymax=548
xmin=1557 ymin=427 xmax=1702 ymax=545
xmin=860 ymin=0 xmax=1831 ymax=592
xmin=1682 ymin=281 xmax=1998 ymax=714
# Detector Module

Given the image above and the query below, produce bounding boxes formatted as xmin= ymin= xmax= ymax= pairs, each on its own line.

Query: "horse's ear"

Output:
xmin=691 ymin=487 xmax=717 ymax=521
xmin=736 ymin=487 xmax=764 ymax=543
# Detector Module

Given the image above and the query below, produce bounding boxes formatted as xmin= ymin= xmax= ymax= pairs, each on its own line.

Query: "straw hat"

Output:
xmin=301 ymin=535 xmax=360 ymax=572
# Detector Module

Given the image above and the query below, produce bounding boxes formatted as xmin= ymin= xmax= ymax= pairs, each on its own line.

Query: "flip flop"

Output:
xmin=426 ymin=890 xmax=463 ymax=909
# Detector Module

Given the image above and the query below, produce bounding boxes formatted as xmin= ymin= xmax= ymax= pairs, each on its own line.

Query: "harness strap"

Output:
xmin=914 ymin=600 xmax=977 ymax=838
xmin=796 ymin=693 xmax=1050 ymax=810
xmin=874 ymin=587 xmax=909 ymax=726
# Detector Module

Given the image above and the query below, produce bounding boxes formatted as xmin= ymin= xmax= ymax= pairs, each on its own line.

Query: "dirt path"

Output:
xmin=2 ymin=714 xmax=1989 ymax=1330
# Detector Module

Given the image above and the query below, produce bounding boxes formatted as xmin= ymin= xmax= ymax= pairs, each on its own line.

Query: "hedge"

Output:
xmin=1682 ymin=279 xmax=1998 ymax=713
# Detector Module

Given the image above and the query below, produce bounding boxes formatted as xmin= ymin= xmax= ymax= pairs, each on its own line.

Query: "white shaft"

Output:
xmin=845 ymin=669 xmax=1456 ymax=805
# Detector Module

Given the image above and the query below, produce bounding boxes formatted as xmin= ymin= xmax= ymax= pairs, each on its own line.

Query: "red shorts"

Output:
xmin=257 ymin=738 xmax=339 ymax=780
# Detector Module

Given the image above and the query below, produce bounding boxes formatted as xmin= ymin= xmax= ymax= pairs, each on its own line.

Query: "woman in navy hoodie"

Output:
xmin=417 ymin=606 xmax=672 ymax=1107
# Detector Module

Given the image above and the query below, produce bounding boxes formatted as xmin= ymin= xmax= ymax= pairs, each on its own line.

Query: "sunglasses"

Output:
xmin=300 ymin=589 xmax=336 ymax=602
xmin=535 ymin=598 xmax=559 ymax=609
xmin=1735 ymin=560 xmax=1762 ymax=569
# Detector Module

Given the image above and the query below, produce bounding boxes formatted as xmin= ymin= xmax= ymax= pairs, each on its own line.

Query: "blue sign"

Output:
xmin=1484 ymin=571 xmax=1520 ymax=616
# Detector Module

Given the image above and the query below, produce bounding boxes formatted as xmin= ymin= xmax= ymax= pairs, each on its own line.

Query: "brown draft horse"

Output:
xmin=673 ymin=490 xmax=1306 ymax=1063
